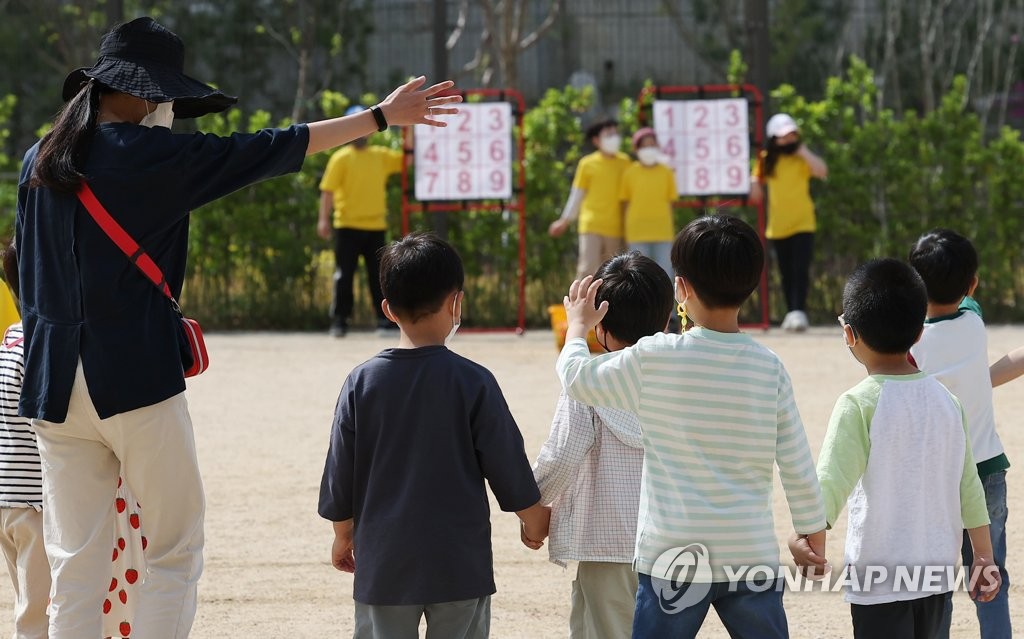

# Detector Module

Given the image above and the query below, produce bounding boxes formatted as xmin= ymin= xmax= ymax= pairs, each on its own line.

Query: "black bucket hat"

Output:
xmin=61 ymin=17 xmax=237 ymax=119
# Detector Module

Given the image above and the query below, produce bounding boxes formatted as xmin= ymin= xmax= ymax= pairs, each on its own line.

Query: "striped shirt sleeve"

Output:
xmin=775 ymin=367 xmax=827 ymax=533
xmin=555 ymin=338 xmax=643 ymax=412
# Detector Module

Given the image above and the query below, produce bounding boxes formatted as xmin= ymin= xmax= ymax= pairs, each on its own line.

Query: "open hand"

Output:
xmin=564 ymin=275 xmax=608 ymax=335
xmin=378 ymin=76 xmax=463 ymax=128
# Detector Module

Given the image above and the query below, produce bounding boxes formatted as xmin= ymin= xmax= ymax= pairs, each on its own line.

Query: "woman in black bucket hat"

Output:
xmin=17 ymin=16 xmax=460 ymax=638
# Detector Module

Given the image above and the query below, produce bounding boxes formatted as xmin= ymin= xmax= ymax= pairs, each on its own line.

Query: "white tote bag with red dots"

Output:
xmin=103 ymin=475 xmax=146 ymax=639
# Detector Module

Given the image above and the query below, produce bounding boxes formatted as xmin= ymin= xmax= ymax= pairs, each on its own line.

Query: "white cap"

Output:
xmin=766 ymin=113 xmax=799 ymax=138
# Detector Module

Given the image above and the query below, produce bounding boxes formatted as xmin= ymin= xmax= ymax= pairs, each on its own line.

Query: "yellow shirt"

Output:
xmin=319 ymin=145 xmax=404 ymax=231
xmin=572 ymin=151 xmax=632 ymax=237
xmin=619 ymin=162 xmax=677 ymax=243
xmin=0 ymin=287 xmax=18 ymax=332
xmin=752 ymin=152 xmax=816 ymax=239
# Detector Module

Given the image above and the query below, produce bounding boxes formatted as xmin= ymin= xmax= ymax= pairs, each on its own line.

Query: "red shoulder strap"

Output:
xmin=76 ymin=182 xmax=173 ymax=300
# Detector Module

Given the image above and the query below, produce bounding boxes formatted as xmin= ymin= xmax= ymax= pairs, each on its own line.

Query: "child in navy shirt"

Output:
xmin=319 ymin=233 xmax=548 ymax=638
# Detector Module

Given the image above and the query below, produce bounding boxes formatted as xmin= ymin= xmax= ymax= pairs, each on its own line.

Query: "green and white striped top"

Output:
xmin=556 ymin=328 xmax=827 ymax=581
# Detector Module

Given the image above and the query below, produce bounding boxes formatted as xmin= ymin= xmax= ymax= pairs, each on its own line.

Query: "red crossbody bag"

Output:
xmin=76 ymin=183 xmax=209 ymax=377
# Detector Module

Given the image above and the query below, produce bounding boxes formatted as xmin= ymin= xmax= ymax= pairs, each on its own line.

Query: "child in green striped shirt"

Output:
xmin=557 ymin=214 xmax=827 ymax=638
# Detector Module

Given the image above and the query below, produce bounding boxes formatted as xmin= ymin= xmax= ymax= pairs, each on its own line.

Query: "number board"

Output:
xmin=652 ymin=98 xmax=750 ymax=196
xmin=414 ymin=103 xmax=513 ymax=201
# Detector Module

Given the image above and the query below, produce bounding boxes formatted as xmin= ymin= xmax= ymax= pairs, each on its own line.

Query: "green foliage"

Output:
xmin=5 ymin=56 xmax=1024 ymax=329
xmin=727 ymin=49 xmax=748 ymax=86
xmin=774 ymin=58 xmax=1024 ymax=321
xmin=0 ymin=95 xmax=17 ymax=241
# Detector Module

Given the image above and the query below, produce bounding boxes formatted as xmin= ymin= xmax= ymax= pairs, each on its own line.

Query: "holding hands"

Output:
xmin=788 ymin=530 xmax=828 ymax=580
xmin=564 ymin=276 xmax=608 ymax=341
xmin=518 ymin=503 xmax=551 ymax=551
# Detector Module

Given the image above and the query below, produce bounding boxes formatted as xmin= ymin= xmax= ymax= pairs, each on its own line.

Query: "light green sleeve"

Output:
xmin=956 ymin=400 xmax=990 ymax=528
xmin=816 ymin=392 xmax=872 ymax=528
xmin=555 ymin=337 xmax=642 ymax=412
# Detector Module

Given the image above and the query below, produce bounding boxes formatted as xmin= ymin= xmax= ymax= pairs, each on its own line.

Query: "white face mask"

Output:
xmin=446 ymin=293 xmax=461 ymax=345
xmin=140 ymin=101 xmax=175 ymax=129
xmin=599 ymin=134 xmax=621 ymax=154
xmin=637 ymin=147 xmax=661 ymax=166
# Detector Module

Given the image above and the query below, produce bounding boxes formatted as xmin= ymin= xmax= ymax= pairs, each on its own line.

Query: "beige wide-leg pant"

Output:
xmin=34 ymin=362 xmax=204 ymax=639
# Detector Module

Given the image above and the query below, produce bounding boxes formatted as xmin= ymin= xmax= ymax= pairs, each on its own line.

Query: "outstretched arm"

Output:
xmin=991 ymin=346 xmax=1024 ymax=388
xmin=306 ymin=77 xmax=462 ymax=155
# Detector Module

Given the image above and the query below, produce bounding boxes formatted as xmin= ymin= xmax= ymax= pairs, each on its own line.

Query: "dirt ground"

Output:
xmin=0 ymin=326 xmax=1020 ymax=638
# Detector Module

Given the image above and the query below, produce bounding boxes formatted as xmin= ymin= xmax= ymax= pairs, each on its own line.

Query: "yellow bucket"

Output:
xmin=548 ymin=304 xmax=604 ymax=353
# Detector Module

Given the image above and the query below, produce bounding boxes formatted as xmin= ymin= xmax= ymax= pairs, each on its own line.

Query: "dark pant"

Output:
xmin=851 ymin=593 xmax=949 ymax=639
xmin=771 ymin=232 xmax=814 ymax=313
xmin=332 ymin=228 xmax=387 ymax=327
xmin=632 ymin=573 xmax=788 ymax=638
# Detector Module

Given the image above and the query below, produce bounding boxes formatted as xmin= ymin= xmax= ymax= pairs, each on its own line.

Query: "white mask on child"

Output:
xmin=446 ymin=293 xmax=462 ymax=345
xmin=140 ymin=101 xmax=175 ymax=129
xmin=599 ymin=134 xmax=621 ymax=154
xmin=637 ymin=147 xmax=660 ymax=166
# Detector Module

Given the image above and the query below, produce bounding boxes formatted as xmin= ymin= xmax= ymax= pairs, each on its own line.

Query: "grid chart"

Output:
xmin=652 ymin=98 xmax=750 ymax=196
xmin=413 ymin=102 xmax=513 ymax=201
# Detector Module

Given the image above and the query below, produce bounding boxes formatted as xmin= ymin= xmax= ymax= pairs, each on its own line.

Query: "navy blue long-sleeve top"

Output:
xmin=319 ymin=345 xmax=542 ymax=605
xmin=16 ymin=122 xmax=310 ymax=421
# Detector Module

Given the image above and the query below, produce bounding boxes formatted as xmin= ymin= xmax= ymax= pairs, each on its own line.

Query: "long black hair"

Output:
xmin=762 ymin=137 xmax=781 ymax=179
xmin=30 ymin=79 xmax=110 ymax=193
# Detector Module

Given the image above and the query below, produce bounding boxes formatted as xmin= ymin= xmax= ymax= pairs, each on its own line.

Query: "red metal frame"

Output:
xmin=637 ymin=84 xmax=770 ymax=330
xmin=400 ymin=88 xmax=527 ymax=333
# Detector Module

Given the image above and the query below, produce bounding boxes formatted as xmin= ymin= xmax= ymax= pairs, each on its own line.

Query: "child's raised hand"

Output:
xmin=969 ymin=555 xmax=1001 ymax=602
xmin=788 ymin=531 xmax=828 ymax=580
xmin=564 ymin=275 xmax=608 ymax=340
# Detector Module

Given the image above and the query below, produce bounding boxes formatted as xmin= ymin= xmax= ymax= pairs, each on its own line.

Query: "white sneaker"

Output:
xmin=791 ymin=310 xmax=809 ymax=332
xmin=780 ymin=311 xmax=797 ymax=331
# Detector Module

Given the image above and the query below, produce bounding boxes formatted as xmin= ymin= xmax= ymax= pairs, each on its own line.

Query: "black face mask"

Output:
xmin=775 ymin=140 xmax=801 ymax=155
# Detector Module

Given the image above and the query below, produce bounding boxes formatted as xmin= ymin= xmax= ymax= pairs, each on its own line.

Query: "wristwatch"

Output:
xmin=370 ymin=106 xmax=388 ymax=132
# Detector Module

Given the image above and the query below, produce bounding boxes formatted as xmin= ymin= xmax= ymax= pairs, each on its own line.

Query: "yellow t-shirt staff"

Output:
xmin=549 ymin=119 xmax=631 ymax=280
xmin=749 ymin=113 xmax=828 ymax=332
xmin=317 ymin=106 xmax=407 ymax=337
xmin=318 ymin=145 xmax=403 ymax=232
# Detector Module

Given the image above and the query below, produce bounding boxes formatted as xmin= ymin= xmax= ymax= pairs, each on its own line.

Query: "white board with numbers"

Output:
xmin=652 ymin=98 xmax=750 ymax=196
xmin=413 ymin=102 xmax=513 ymax=201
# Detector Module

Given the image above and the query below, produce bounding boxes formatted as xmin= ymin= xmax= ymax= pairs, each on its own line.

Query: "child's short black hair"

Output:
xmin=671 ymin=215 xmax=763 ymax=309
xmin=379 ymin=232 xmax=464 ymax=322
xmin=908 ymin=229 xmax=978 ymax=305
xmin=843 ymin=258 xmax=927 ymax=355
xmin=585 ymin=118 xmax=618 ymax=141
xmin=1 ymin=240 xmax=16 ymax=302
xmin=594 ymin=252 xmax=673 ymax=345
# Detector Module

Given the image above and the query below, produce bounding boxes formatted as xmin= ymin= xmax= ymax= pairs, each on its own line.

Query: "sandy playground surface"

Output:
xmin=0 ymin=326 xmax=1021 ymax=638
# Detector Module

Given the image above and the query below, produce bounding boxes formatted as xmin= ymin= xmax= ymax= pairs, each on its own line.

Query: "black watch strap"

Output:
xmin=370 ymin=106 xmax=388 ymax=132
